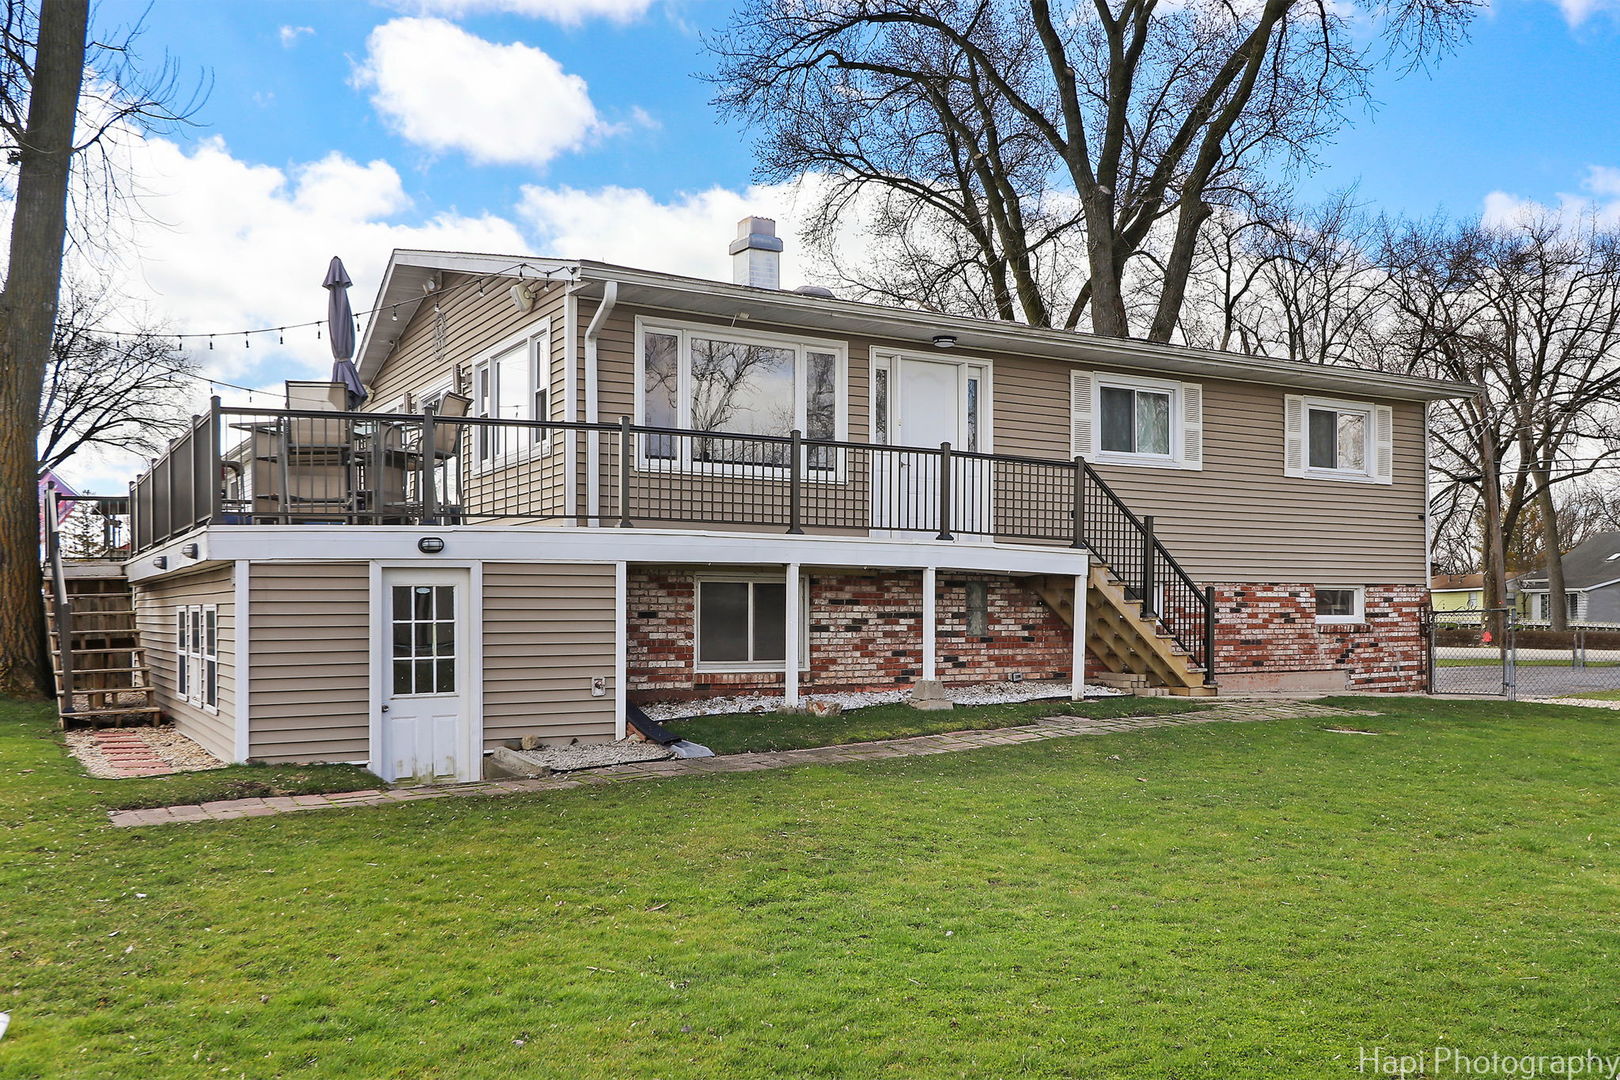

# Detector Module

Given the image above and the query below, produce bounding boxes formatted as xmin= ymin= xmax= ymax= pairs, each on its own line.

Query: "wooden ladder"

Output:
xmin=44 ymin=567 xmax=162 ymax=728
xmin=1035 ymin=566 xmax=1216 ymax=697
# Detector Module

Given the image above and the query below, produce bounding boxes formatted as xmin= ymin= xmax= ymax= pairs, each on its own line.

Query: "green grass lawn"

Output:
xmin=1550 ymin=689 xmax=1620 ymax=702
xmin=668 ymin=693 xmax=1212 ymax=754
xmin=2 ymin=694 xmax=1617 ymax=1078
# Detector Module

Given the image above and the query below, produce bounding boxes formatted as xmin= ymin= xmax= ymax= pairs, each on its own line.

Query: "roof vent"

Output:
xmin=793 ymin=284 xmax=836 ymax=299
xmin=729 ymin=216 xmax=783 ymax=290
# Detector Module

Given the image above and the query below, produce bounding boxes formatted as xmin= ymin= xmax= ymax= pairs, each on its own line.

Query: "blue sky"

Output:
xmin=97 ymin=0 xmax=1619 ymax=227
xmin=56 ymin=0 xmax=1620 ymax=492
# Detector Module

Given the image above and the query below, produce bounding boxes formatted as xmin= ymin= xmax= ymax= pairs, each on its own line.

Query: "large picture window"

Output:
xmin=696 ymin=577 xmax=810 ymax=671
xmin=473 ymin=331 xmax=549 ymax=465
xmin=638 ymin=321 xmax=844 ymax=469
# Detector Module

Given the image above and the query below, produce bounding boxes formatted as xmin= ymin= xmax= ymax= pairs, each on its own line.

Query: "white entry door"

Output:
xmin=873 ymin=356 xmax=990 ymax=535
xmin=380 ymin=567 xmax=473 ymax=784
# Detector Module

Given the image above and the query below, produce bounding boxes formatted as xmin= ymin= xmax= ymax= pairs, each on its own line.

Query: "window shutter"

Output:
xmin=1069 ymin=370 xmax=1095 ymax=458
xmin=1373 ymin=405 xmax=1394 ymax=484
xmin=1283 ymin=395 xmax=1306 ymax=477
xmin=1179 ymin=383 xmax=1203 ymax=470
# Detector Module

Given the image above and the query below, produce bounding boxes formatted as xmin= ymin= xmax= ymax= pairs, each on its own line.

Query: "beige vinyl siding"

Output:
xmin=133 ymin=564 xmax=235 ymax=761
xmin=368 ymin=273 xmax=572 ymax=522
xmin=482 ymin=562 xmax=617 ymax=745
xmin=247 ymin=561 xmax=370 ymax=763
xmin=590 ymin=305 xmax=1427 ymax=585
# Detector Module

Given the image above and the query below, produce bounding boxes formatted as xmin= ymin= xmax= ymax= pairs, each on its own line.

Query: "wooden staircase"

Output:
xmin=45 ymin=563 xmax=162 ymax=728
xmin=1035 ymin=566 xmax=1216 ymax=697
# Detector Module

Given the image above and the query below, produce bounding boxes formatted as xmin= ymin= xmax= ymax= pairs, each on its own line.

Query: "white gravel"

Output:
xmin=642 ymin=679 xmax=1122 ymax=721
xmin=504 ymin=740 xmax=674 ymax=772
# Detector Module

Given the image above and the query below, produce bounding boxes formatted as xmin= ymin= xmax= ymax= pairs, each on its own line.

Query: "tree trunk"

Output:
xmin=0 ymin=0 xmax=90 ymax=699
xmin=1530 ymin=464 xmax=1569 ymax=632
xmin=1478 ymin=428 xmax=1510 ymax=653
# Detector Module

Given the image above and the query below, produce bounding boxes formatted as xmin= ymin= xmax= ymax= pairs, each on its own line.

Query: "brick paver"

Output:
xmin=107 ymin=701 xmax=1373 ymax=828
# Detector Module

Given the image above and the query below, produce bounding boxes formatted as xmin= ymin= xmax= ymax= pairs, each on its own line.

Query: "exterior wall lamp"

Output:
xmin=417 ymin=537 xmax=445 ymax=554
xmin=932 ymin=334 xmax=957 ymax=348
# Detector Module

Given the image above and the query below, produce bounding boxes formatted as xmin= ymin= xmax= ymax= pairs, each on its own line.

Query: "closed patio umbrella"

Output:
xmin=325 ymin=256 xmax=367 ymax=408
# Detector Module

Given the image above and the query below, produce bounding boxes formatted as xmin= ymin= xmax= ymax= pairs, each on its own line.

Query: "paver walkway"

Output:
xmin=108 ymin=701 xmax=1375 ymax=828
xmin=92 ymin=729 xmax=174 ymax=778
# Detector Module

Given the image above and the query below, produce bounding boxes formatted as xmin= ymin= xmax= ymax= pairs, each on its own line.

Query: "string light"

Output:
xmin=55 ymin=259 xmax=573 ymax=345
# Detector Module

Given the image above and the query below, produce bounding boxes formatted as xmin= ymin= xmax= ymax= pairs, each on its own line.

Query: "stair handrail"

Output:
xmin=42 ymin=484 xmax=75 ymax=715
xmin=1075 ymin=458 xmax=1216 ymax=684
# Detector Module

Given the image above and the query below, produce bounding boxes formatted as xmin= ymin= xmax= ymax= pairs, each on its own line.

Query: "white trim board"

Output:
xmin=144 ymin=525 xmax=1091 ymax=579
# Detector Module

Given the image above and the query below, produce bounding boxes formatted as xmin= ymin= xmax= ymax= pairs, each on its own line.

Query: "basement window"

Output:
xmin=176 ymin=604 xmax=218 ymax=710
xmin=1315 ymin=587 xmax=1364 ymax=625
xmin=695 ymin=576 xmax=810 ymax=672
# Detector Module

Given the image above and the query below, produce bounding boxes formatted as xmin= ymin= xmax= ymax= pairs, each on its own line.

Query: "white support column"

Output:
xmin=1070 ymin=568 xmax=1088 ymax=700
xmin=784 ymin=562 xmax=801 ymax=707
xmin=921 ymin=565 xmax=938 ymax=683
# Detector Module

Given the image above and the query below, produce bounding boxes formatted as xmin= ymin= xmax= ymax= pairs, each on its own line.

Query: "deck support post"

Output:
xmin=921 ymin=566 xmax=937 ymax=682
xmin=1071 ymin=567 xmax=1088 ymax=701
xmin=784 ymin=562 xmax=801 ymax=707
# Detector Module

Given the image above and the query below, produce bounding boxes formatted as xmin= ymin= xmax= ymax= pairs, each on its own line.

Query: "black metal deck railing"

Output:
xmin=128 ymin=401 xmax=1215 ymax=679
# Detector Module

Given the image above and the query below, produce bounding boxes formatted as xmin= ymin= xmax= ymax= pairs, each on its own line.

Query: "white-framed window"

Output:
xmin=177 ymin=603 xmax=218 ymax=710
xmin=1069 ymin=370 xmax=1202 ymax=470
xmin=1315 ymin=587 xmax=1365 ymax=625
xmin=1531 ymin=591 xmax=1585 ymax=623
xmin=1285 ymin=395 xmax=1393 ymax=484
xmin=473 ymin=326 xmax=550 ymax=467
xmin=637 ymin=318 xmax=846 ymax=471
xmin=695 ymin=575 xmax=811 ymax=672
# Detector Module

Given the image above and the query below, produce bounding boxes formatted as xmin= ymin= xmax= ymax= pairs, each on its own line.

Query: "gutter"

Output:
xmin=583 ymin=280 xmax=619 ymax=523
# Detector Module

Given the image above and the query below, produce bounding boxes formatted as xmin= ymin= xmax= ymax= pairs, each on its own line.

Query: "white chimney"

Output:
xmin=729 ymin=216 xmax=782 ymax=290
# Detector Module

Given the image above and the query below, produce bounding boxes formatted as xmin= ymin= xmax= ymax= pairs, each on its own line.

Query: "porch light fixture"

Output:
xmin=417 ymin=537 xmax=445 ymax=554
xmin=931 ymin=333 xmax=957 ymax=349
xmin=180 ymin=543 xmax=199 ymax=558
xmin=152 ymin=556 xmax=168 ymax=569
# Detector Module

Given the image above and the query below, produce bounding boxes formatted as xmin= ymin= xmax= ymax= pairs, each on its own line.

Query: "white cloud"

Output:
xmin=1481 ymin=165 xmax=1620 ymax=230
xmin=1549 ymin=0 xmax=1620 ymax=25
xmin=515 ymin=180 xmax=829 ymax=284
xmin=353 ymin=18 xmax=607 ymax=168
xmin=277 ymin=25 xmax=314 ymax=48
xmin=381 ymin=0 xmax=658 ymax=26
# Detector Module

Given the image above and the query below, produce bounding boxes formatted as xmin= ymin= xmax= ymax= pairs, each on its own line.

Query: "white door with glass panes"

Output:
xmin=871 ymin=354 xmax=990 ymax=535
xmin=380 ymin=568 xmax=472 ymax=783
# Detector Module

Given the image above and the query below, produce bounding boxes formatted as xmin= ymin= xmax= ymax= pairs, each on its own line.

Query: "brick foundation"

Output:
xmin=627 ymin=570 xmax=1427 ymax=702
xmin=627 ymin=569 xmax=1075 ymax=702
xmin=1213 ymin=583 xmax=1427 ymax=692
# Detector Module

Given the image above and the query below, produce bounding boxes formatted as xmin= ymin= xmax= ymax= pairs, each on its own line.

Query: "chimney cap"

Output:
xmin=729 ymin=215 xmax=784 ymax=255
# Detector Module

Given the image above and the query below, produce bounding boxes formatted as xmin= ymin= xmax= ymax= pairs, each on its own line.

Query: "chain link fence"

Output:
xmin=1428 ymin=609 xmax=1620 ymax=699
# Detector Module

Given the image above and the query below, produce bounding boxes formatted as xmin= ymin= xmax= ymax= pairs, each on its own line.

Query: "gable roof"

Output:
xmin=1430 ymin=573 xmax=1484 ymax=591
xmin=1514 ymin=532 xmax=1620 ymax=591
xmin=356 ymin=248 xmax=1478 ymax=402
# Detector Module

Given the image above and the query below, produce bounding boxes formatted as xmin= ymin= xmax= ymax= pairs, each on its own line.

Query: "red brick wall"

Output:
xmin=626 ymin=569 xmax=1074 ymax=702
xmin=1213 ymin=583 xmax=1426 ymax=692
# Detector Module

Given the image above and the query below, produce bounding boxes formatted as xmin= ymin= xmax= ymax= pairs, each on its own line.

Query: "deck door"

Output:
xmin=872 ymin=356 xmax=991 ymax=535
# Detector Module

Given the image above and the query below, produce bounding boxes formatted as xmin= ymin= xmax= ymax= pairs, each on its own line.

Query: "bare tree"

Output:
xmin=0 ymin=0 xmax=89 ymax=698
xmin=0 ymin=1 xmax=199 ymax=698
xmin=711 ymin=0 xmax=1478 ymax=339
xmin=36 ymin=283 xmax=196 ymax=474
xmin=1381 ymin=214 xmax=1620 ymax=631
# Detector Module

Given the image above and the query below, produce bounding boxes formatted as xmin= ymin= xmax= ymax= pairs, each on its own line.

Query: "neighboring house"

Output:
xmin=1429 ymin=573 xmax=1485 ymax=612
xmin=1513 ymin=533 xmax=1620 ymax=625
xmin=105 ymin=218 xmax=1470 ymax=783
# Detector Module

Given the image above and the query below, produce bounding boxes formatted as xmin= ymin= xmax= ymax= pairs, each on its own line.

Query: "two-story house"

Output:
xmin=106 ymin=218 xmax=1468 ymax=782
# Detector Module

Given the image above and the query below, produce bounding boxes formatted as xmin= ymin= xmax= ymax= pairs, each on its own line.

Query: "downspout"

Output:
xmin=583 ymin=280 xmax=619 ymax=524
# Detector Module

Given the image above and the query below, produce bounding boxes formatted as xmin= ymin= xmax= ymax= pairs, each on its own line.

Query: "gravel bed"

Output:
xmin=507 ymin=740 xmax=675 ymax=771
xmin=642 ymin=679 xmax=1122 ymax=722
xmin=64 ymin=725 xmax=223 ymax=779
